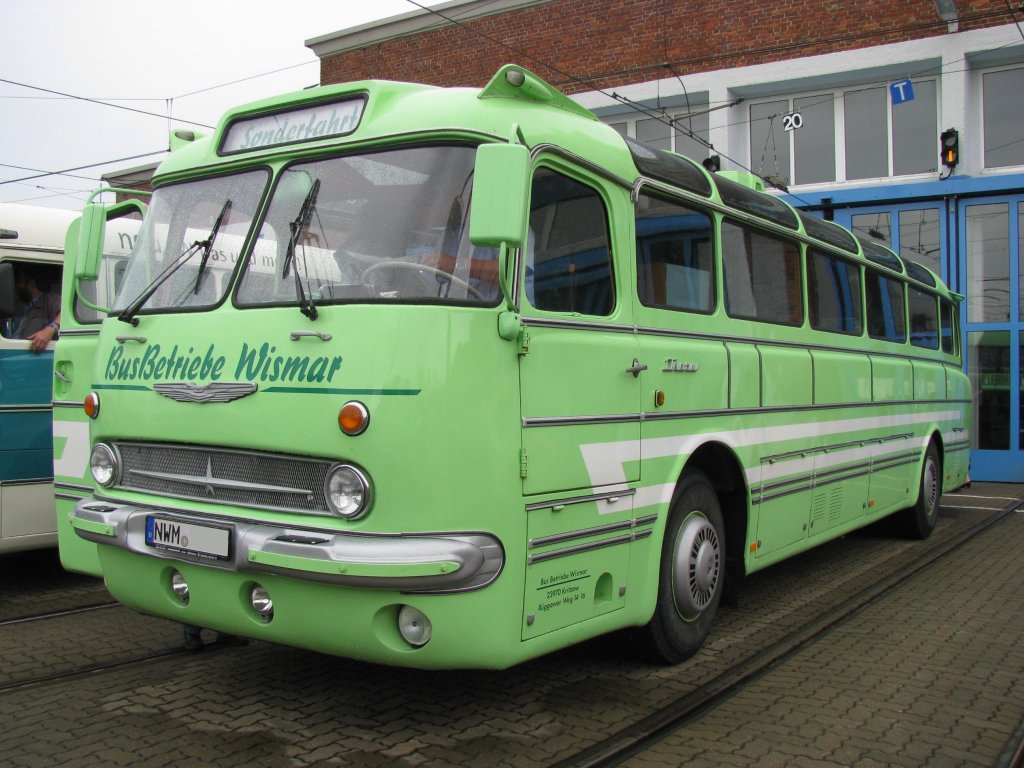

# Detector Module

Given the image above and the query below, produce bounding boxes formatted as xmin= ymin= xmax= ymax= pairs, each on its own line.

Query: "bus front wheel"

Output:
xmin=895 ymin=443 xmax=941 ymax=540
xmin=633 ymin=470 xmax=725 ymax=665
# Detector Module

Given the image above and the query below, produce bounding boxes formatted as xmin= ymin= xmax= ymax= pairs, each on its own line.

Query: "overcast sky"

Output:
xmin=0 ymin=0 xmax=441 ymax=210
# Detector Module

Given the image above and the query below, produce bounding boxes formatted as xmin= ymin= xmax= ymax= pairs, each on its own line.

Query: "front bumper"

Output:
xmin=70 ymin=498 xmax=503 ymax=593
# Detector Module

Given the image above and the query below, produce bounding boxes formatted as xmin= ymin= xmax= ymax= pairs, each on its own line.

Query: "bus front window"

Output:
xmin=236 ymin=146 xmax=500 ymax=308
xmin=112 ymin=170 xmax=269 ymax=315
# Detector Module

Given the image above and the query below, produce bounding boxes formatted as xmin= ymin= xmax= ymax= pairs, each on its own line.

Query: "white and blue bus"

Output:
xmin=0 ymin=203 xmax=77 ymax=553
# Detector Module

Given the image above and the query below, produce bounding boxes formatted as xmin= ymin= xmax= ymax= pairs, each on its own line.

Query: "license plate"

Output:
xmin=145 ymin=516 xmax=231 ymax=560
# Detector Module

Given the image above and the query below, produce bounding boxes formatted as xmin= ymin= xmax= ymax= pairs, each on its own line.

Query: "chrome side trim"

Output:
xmin=523 ymin=413 xmax=642 ymax=428
xmin=0 ymin=403 xmax=51 ymax=413
xmin=52 ymin=400 xmax=84 ymax=409
xmin=527 ymin=527 xmax=653 ymax=565
xmin=525 ymin=488 xmax=636 ymax=512
xmin=527 ymin=514 xmax=657 ymax=563
xmin=528 ymin=403 xmax=971 ymax=429
xmin=70 ymin=498 xmax=503 ymax=593
xmin=55 ymin=481 xmax=94 ymax=493
xmin=520 ymin=316 xmax=636 ymax=334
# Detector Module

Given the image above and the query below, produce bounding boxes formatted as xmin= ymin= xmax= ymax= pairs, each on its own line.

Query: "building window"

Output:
xmin=749 ymin=80 xmax=937 ymax=186
xmin=965 ymin=202 xmax=1010 ymax=323
xmin=844 ymin=87 xmax=888 ymax=180
xmin=606 ymin=105 xmax=710 ymax=162
xmin=849 ymin=207 xmax=941 ymax=279
xmin=983 ymin=66 xmax=1024 ymax=169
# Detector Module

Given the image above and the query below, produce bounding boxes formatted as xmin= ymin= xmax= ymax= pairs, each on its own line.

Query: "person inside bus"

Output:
xmin=6 ymin=266 xmax=61 ymax=353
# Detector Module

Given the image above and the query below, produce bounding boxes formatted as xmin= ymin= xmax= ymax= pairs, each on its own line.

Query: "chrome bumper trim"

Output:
xmin=71 ymin=498 xmax=503 ymax=593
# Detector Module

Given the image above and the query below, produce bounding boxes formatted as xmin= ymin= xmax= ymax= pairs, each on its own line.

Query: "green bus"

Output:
xmin=58 ymin=65 xmax=970 ymax=669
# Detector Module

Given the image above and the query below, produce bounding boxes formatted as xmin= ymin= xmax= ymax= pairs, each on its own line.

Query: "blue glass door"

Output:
xmin=960 ymin=196 xmax=1023 ymax=481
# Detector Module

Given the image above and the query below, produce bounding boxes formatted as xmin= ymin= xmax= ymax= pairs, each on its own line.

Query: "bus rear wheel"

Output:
xmin=895 ymin=443 xmax=941 ymax=540
xmin=633 ymin=470 xmax=725 ymax=665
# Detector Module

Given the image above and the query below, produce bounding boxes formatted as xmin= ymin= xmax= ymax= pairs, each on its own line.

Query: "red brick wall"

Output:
xmin=319 ymin=0 xmax=1016 ymax=92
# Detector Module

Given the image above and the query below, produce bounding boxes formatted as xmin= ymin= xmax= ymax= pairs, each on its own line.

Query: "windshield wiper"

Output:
xmin=193 ymin=199 xmax=232 ymax=295
xmin=118 ymin=201 xmax=232 ymax=326
xmin=282 ymin=179 xmax=320 ymax=320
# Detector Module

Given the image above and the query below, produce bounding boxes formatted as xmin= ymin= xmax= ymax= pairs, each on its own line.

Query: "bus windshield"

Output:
xmin=112 ymin=169 xmax=269 ymax=314
xmin=235 ymin=145 xmax=500 ymax=307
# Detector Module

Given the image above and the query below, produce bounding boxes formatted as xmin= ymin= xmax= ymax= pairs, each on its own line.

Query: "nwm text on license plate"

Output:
xmin=145 ymin=516 xmax=231 ymax=560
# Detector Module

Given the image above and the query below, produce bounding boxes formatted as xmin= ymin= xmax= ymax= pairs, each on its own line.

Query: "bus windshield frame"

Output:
xmin=235 ymin=144 xmax=502 ymax=310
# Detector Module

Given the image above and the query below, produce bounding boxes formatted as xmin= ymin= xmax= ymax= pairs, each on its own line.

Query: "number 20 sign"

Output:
xmin=783 ymin=112 xmax=803 ymax=131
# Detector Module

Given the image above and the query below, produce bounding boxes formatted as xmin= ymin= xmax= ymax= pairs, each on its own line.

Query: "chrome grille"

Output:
xmin=114 ymin=442 xmax=333 ymax=515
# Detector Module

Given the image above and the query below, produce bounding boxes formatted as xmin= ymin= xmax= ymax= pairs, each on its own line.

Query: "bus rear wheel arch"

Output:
xmin=894 ymin=441 xmax=942 ymax=540
xmin=632 ymin=469 xmax=725 ymax=665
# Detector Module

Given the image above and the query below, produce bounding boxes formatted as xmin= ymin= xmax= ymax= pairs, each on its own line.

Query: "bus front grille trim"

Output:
xmin=113 ymin=442 xmax=335 ymax=515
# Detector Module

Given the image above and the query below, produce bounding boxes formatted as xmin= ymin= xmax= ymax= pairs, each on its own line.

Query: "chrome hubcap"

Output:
xmin=672 ymin=512 xmax=721 ymax=620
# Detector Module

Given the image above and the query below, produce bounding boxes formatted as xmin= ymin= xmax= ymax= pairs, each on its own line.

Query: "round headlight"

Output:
xmin=325 ymin=464 xmax=372 ymax=519
xmin=90 ymin=443 xmax=120 ymax=487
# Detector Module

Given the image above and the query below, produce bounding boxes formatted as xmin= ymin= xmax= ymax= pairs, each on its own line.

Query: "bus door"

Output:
xmin=53 ymin=203 xmax=142 ymax=574
xmin=518 ymin=165 xmax=640 ymax=639
xmin=0 ymin=257 xmax=63 ymax=551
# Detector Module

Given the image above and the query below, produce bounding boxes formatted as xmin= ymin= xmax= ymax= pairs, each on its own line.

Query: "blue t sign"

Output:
xmin=890 ymin=79 xmax=915 ymax=105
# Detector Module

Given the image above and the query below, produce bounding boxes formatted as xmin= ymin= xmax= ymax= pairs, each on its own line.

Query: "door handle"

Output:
xmin=626 ymin=358 xmax=647 ymax=377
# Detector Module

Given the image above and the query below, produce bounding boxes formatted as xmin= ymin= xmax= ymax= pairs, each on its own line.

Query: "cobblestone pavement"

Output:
xmin=625 ymin=502 xmax=1024 ymax=767
xmin=0 ymin=484 xmax=1021 ymax=767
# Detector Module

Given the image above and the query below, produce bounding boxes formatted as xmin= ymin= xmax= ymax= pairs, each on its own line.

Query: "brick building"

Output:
xmin=307 ymin=0 xmax=1024 ymax=480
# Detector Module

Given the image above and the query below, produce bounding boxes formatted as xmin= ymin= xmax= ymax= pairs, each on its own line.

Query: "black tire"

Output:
xmin=895 ymin=443 xmax=941 ymax=540
xmin=632 ymin=470 xmax=725 ymax=665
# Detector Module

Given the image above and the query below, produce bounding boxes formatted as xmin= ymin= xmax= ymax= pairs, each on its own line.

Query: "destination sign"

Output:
xmin=221 ymin=96 xmax=365 ymax=154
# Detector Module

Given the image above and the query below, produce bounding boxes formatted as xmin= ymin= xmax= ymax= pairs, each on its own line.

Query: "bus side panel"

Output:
xmin=53 ymin=219 xmax=102 ymax=575
xmin=760 ymin=346 xmax=812 ymax=407
xmin=520 ymin=326 xmax=641 ymax=494
xmin=912 ymin=359 xmax=946 ymax=400
xmin=522 ymin=494 xmax=633 ymax=640
xmin=0 ymin=312 xmax=58 ymax=552
xmin=812 ymin=350 xmax=871 ymax=404
xmin=871 ymin=355 xmax=914 ymax=401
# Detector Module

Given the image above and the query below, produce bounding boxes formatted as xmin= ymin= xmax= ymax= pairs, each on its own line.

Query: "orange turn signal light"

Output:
xmin=84 ymin=391 xmax=101 ymax=420
xmin=338 ymin=401 xmax=369 ymax=436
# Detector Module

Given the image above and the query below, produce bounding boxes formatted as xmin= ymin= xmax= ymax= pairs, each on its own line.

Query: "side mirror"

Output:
xmin=75 ymin=203 xmax=106 ymax=280
xmin=75 ymin=193 xmax=149 ymax=281
xmin=469 ymin=143 xmax=530 ymax=249
xmin=0 ymin=262 xmax=14 ymax=319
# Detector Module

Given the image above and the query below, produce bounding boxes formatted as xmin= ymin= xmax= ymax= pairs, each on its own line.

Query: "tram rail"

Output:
xmin=555 ymin=502 xmax=1023 ymax=768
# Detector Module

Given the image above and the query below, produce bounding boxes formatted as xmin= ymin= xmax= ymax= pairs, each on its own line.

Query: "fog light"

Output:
xmin=398 ymin=604 xmax=432 ymax=648
xmin=325 ymin=464 xmax=372 ymax=519
xmin=250 ymin=585 xmax=274 ymax=622
xmin=89 ymin=443 xmax=120 ymax=487
xmin=171 ymin=571 xmax=189 ymax=604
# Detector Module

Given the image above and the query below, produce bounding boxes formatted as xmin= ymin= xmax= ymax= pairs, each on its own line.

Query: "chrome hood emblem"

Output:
xmin=153 ymin=382 xmax=258 ymax=403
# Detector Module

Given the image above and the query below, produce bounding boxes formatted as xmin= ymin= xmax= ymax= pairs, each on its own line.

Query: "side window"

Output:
xmin=527 ymin=168 xmax=614 ymax=316
xmin=939 ymin=299 xmax=956 ymax=355
xmin=808 ymin=248 xmax=862 ymax=335
xmin=865 ymin=269 xmax=907 ymax=343
xmin=722 ymin=220 xmax=802 ymax=325
xmin=909 ymin=287 xmax=939 ymax=349
xmin=74 ymin=209 xmax=142 ymax=323
xmin=0 ymin=260 xmax=62 ymax=341
xmin=635 ymin=192 xmax=714 ymax=313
